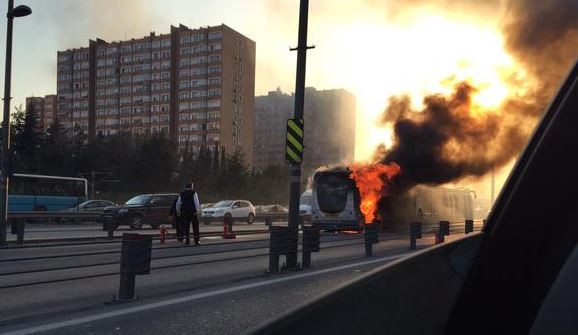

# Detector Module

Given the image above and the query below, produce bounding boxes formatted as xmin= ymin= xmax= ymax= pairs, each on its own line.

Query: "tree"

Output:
xmin=11 ymin=104 xmax=42 ymax=173
xmin=39 ymin=118 xmax=74 ymax=175
xmin=212 ymin=143 xmax=220 ymax=175
xmin=129 ymin=133 xmax=178 ymax=191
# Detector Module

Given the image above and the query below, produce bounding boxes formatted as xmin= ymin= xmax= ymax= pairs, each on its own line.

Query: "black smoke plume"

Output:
xmin=374 ymin=0 xmax=578 ymax=197
xmin=375 ymin=82 xmax=529 ymax=194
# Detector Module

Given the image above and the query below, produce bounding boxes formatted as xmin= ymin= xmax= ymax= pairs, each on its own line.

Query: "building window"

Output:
xmin=208 ymin=66 xmax=221 ymax=74
xmin=191 ymin=90 xmax=206 ymax=98
xmin=180 ymin=92 xmax=190 ymax=99
xmin=180 ymin=80 xmax=190 ymax=89
xmin=193 ymin=44 xmax=207 ymax=53
xmin=207 ymin=122 xmax=220 ymax=130
xmin=208 ymin=111 xmax=221 ymax=119
xmin=191 ymin=79 xmax=206 ymax=87
xmin=208 ymin=31 xmax=222 ymax=40
xmin=180 ymin=35 xmax=191 ymax=44
xmin=208 ymin=89 xmax=221 ymax=97
xmin=208 ymin=77 xmax=221 ymax=85
xmin=192 ymin=56 xmax=207 ymax=64
xmin=191 ymin=101 xmax=206 ymax=109
xmin=192 ymin=67 xmax=207 ymax=76
xmin=179 ymin=102 xmax=189 ymax=111
xmin=207 ymin=99 xmax=221 ymax=108
xmin=208 ymin=54 xmax=221 ymax=63
xmin=209 ymin=43 xmax=222 ymax=51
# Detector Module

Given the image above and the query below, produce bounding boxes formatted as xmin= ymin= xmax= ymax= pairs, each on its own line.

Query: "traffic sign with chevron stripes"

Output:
xmin=286 ymin=118 xmax=304 ymax=165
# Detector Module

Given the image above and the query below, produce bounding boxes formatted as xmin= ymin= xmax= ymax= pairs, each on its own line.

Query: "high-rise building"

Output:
xmin=25 ymin=94 xmax=58 ymax=132
xmin=254 ymin=87 xmax=356 ymax=176
xmin=56 ymin=24 xmax=255 ymax=165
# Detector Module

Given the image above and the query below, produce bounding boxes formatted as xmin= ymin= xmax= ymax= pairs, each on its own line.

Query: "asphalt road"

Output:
xmin=0 ymin=223 xmax=482 ymax=334
xmin=3 ymin=253 xmax=411 ymax=335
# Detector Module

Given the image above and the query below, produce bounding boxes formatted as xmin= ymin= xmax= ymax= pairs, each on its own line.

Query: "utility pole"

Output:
xmin=0 ymin=0 xmax=32 ymax=246
xmin=79 ymin=171 xmax=112 ymax=200
xmin=91 ymin=170 xmax=95 ymax=199
xmin=286 ymin=0 xmax=314 ymax=269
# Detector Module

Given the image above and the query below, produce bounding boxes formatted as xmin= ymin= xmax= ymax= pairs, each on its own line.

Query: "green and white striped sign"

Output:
xmin=286 ymin=118 xmax=304 ymax=165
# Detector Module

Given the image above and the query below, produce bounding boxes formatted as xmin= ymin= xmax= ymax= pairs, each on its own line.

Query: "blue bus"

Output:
xmin=8 ymin=173 xmax=88 ymax=212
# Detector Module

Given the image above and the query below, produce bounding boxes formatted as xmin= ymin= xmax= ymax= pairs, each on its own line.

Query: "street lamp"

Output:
xmin=0 ymin=0 xmax=31 ymax=246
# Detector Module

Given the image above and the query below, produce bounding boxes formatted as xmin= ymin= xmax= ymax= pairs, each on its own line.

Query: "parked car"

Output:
xmin=201 ymin=200 xmax=256 ymax=224
xmin=64 ymin=200 xmax=117 ymax=213
xmin=255 ymin=204 xmax=289 ymax=214
xmin=60 ymin=200 xmax=116 ymax=224
xmin=102 ymin=193 xmax=178 ymax=230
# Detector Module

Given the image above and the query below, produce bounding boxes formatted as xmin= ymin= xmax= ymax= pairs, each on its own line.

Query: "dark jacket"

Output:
xmin=178 ymin=189 xmax=197 ymax=216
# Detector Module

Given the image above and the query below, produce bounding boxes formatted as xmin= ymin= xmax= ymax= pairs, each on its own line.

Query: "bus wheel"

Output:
xmin=129 ymin=215 xmax=143 ymax=229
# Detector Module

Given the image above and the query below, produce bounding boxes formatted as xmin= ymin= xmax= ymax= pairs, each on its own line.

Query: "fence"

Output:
xmin=0 ymin=218 xmax=484 ymax=302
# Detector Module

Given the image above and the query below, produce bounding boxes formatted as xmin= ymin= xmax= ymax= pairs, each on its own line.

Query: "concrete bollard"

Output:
xmin=364 ymin=224 xmax=379 ymax=257
xmin=268 ymin=226 xmax=291 ymax=273
xmin=465 ymin=219 xmax=474 ymax=234
xmin=116 ymin=234 xmax=152 ymax=302
xmin=436 ymin=221 xmax=450 ymax=244
xmin=409 ymin=221 xmax=422 ymax=250
xmin=302 ymin=228 xmax=320 ymax=268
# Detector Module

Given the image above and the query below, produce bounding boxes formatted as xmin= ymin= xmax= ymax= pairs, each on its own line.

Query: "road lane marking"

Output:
xmin=2 ymin=252 xmax=411 ymax=335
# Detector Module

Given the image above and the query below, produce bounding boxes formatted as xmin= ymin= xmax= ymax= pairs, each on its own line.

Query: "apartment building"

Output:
xmin=56 ymin=24 xmax=255 ymax=164
xmin=25 ymin=94 xmax=58 ymax=132
xmin=254 ymin=87 xmax=357 ymax=176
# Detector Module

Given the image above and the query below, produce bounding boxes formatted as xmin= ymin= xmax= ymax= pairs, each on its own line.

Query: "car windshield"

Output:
xmin=125 ymin=195 xmax=151 ymax=206
xmin=1 ymin=1 xmax=573 ymax=334
xmin=212 ymin=200 xmax=233 ymax=208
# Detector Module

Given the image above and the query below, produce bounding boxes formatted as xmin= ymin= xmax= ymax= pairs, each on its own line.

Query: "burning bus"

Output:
xmin=310 ymin=164 xmax=475 ymax=231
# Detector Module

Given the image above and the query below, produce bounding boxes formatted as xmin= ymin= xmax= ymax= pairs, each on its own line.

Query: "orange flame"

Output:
xmin=349 ymin=162 xmax=401 ymax=224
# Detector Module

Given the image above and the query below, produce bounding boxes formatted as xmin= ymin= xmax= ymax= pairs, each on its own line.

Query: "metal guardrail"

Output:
xmin=7 ymin=212 xmax=102 ymax=220
xmin=200 ymin=213 xmax=291 ymax=224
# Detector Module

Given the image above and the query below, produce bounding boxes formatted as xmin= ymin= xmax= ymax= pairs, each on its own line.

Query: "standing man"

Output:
xmin=176 ymin=183 xmax=201 ymax=245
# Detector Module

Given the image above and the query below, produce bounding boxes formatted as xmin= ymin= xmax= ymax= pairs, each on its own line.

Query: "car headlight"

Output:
xmin=119 ymin=208 xmax=129 ymax=214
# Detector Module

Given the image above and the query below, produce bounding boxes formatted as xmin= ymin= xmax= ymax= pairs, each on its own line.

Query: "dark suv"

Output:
xmin=102 ymin=193 xmax=178 ymax=230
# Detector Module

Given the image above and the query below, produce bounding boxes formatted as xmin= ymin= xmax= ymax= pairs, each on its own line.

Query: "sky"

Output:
xmin=0 ymin=0 xmax=529 ymax=198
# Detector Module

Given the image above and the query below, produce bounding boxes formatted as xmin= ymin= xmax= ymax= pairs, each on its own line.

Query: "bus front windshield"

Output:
xmin=315 ymin=173 xmax=350 ymax=213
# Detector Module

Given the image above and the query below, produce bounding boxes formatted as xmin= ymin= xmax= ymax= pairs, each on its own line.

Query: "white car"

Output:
xmin=202 ymin=200 xmax=256 ymax=224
